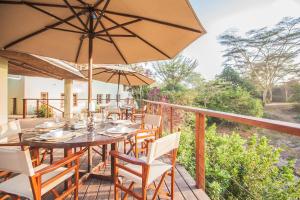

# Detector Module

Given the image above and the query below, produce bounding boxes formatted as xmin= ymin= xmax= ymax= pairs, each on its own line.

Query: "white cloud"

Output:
xmin=184 ymin=0 xmax=300 ymax=80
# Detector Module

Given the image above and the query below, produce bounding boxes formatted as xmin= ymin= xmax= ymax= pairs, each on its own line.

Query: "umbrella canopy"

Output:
xmin=0 ymin=0 xmax=205 ymax=114
xmin=81 ymin=65 xmax=154 ymax=106
xmin=0 ymin=0 xmax=205 ymax=64
xmin=0 ymin=50 xmax=85 ymax=80
xmin=80 ymin=65 xmax=154 ymax=86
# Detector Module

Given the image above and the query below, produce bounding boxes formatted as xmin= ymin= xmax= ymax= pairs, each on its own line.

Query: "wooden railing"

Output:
xmin=143 ymin=99 xmax=300 ymax=191
xmin=22 ymin=98 xmax=64 ymax=118
xmin=21 ymin=98 xmax=132 ymax=118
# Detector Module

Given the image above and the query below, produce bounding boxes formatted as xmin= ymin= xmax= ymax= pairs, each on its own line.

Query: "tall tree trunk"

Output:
xmin=284 ymin=86 xmax=288 ymax=102
xmin=268 ymin=87 xmax=273 ymax=103
xmin=262 ymin=90 xmax=268 ymax=104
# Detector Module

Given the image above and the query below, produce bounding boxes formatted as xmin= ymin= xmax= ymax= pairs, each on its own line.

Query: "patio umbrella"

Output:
xmin=0 ymin=0 xmax=205 ymax=114
xmin=81 ymin=65 xmax=155 ymax=105
xmin=0 ymin=50 xmax=85 ymax=80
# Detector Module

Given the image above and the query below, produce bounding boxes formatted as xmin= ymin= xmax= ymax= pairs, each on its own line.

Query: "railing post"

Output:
xmin=36 ymin=99 xmax=39 ymax=117
xmin=159 ymin=105 xmax=163 ymax=138
xmin=22 ymin=99 xmax=27 ymax=119
xmin=170 ymin=107 xmax=173 ymax=133
xmin=195 ymin=113 xmax=205 ymax=190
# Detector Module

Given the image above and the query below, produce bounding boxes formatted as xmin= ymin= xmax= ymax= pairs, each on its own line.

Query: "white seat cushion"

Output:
xmin=118 ymin=157 xmax=171 ymax=186
xmin=0 ymin=164 xmax=74 ymax=199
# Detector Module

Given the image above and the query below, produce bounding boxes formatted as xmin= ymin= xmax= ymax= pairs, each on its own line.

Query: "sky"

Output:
xmin=183 ymin=0 xmax=300 ymax=80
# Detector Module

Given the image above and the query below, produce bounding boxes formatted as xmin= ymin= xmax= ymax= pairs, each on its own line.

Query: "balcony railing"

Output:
xmin=12 ymin=98 xmax=131 ymax=118
xmin=143 ymin=99 xmax=300 ymax=191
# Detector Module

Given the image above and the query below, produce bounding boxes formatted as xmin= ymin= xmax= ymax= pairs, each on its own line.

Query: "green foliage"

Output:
xmin=194 ymin=80 xmax=263 ymax=123
xmin=290 ymin=82 xmax=300 ymax=103
xmin=218 ymin=66 xmax=259 ymax=97
xmin=36 ymin=104 xmax=53 ymax=118
xmin=177 ymin=125 xmax=300 ymax=200
xmin=152 ymin=55 xmax=198 ymax=91
xmin=131 ymin=85 xmax=150 ymax=107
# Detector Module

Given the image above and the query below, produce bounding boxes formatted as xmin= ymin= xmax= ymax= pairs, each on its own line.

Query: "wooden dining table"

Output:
xmin=2 ymin=121 xmax=138 ymax=182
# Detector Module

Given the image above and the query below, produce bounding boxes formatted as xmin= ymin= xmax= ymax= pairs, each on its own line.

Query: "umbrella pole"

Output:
xmin=88 ymin=12 xmax=93 ymax=117
xmin=117 ymin=72 xmax=120 ymax=107
xmin=87 ymin=11 xmax=94 ymax=173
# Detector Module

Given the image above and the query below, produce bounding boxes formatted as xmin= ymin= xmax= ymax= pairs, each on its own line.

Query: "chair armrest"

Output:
xmin=136 ymin=128 xmax=157 ymax=134
xmin=0 ymin=142 xmax=22 ymax=147
xmin=35 ymin=148 xmax=86 ymax=176
xmin=110 ymin=150 xmax=147 ymax=166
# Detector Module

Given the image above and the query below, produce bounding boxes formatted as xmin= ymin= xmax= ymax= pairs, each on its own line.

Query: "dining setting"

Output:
xmin=0 ymin=104 xmax=171 ymax=199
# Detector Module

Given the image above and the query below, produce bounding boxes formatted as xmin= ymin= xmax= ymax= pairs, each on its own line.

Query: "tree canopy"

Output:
xmin=152 ymin=55 xmax=198 ymax=91
xmin=219 ymin=17 xmax=300 ymax=103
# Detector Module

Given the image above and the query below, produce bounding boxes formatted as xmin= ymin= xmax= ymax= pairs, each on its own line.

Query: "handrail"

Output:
xmin=143 ymin=99 xmax=300 ymax=192
xmin=21 ymin=98 xmax=130 ymax=101
xmin=39 ymin=100 xmax=64 ymax=114
xmin=143 ymin=99 xmax=300 ymax=137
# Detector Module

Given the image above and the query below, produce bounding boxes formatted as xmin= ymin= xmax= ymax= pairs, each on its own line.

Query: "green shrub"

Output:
xmin=177 ymin=125 xmax=300 ymax=200
xmin=36 ymin=104 xmax=53 ymax=118
xmin=194 ymin=82 xmax=263 ymax=124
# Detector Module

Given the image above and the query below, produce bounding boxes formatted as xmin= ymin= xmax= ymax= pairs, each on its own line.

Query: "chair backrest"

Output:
xmin=147 ymin=132 xmax=181 ymax=164
xmin=142 ymin=105 xmax=147 ymax=112
xmin=144 ymin=114 xmax=161 ymax=129
xmin=0 ymin=148 xmax=34 ymax=176
xmin=0 ymin=120 xmax=21 ymax=138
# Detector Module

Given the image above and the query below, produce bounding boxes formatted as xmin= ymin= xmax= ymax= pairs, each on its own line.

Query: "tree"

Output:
xmin=152 ymin=55 xmax=198 ymax=91
xmin=194 ymin=80 xmax=263 ymax=123
xmin=219 ymin=17 xmax=300 ymax=103
xmin=218 ymin=66 xmax=259 ymax=97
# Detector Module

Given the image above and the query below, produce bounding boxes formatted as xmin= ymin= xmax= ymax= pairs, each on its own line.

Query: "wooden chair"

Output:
xmin=132 ymin=105 xmax=147 ymax=122
xmin=0 ymin=147 xmax=84 ymax=200
xmin=107 ymin=108 xmax=121 ymax=120
xmin=0 ymin=120 xmax=54 ymax=165
xmin=0 ymin=120 xmax=25 ymax=181
xmin=124 ymin=114 xmax=161 ymax=158
xmin=111 ymin=132 xmax=181 ymax=200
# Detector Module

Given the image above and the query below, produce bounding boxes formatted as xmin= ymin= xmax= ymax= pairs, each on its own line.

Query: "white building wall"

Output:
xmin=8 ymin=76 xmax=24 ymax=115
xmin=9 ymin=76 xmax=129 ymax=116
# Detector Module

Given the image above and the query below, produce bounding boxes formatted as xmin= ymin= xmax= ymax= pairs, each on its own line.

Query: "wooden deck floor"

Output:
xmin=43 ymin=147 xmax=209 ymax=200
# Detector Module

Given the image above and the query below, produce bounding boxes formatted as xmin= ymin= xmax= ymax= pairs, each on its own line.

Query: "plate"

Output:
xmin=106 ymin=126 xmax=135 ymax=134
xmin=39 ymin=129 xmax=74 ymax=140
xmin=35 ymin=121 xmax=64 ymax=129
xmin=112 ymin=120 xmax=133 ymax=126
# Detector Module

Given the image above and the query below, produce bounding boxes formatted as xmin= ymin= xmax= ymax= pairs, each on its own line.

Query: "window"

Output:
xmin=106 ymin=94 xmax=111 ymax=103
xmin=60 ymin=93 xmax=64 ymax=108
xmin=40 ymin=92 xmax=48 ymax=104
xmin=73 ymin=93 xmax=78 ymax=107
xmin=97 ymin=94 xmax=102 ymax=104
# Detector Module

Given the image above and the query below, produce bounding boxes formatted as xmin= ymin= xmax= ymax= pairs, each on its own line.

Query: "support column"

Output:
xmin=0 ymin=57 xmax=8 ymax=125
xmin=64 ymin=79 xmax=73 ymax=119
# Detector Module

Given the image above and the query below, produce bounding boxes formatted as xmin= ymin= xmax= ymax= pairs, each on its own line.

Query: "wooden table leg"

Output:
xmin=88 ymin=147 xmax=92 ymax=173
xmin=31 ymin=147 xmax=40 ymax=166
xmin=110 ymin=143 xmax=116 ymax=179
xmin=64 ymin=147 xmax=72 ymax=190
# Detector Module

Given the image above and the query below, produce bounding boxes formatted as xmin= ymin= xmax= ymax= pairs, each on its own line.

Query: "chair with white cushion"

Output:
xmin=0 ymin=120 xmax=23 ymax=181
xmin=0 ymin=120 xmax=22 ymax=143
xmin=111 ymin=132 xmax=181 ymax=200
xmin=0 ymin=147 xmax=84 ymax=200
